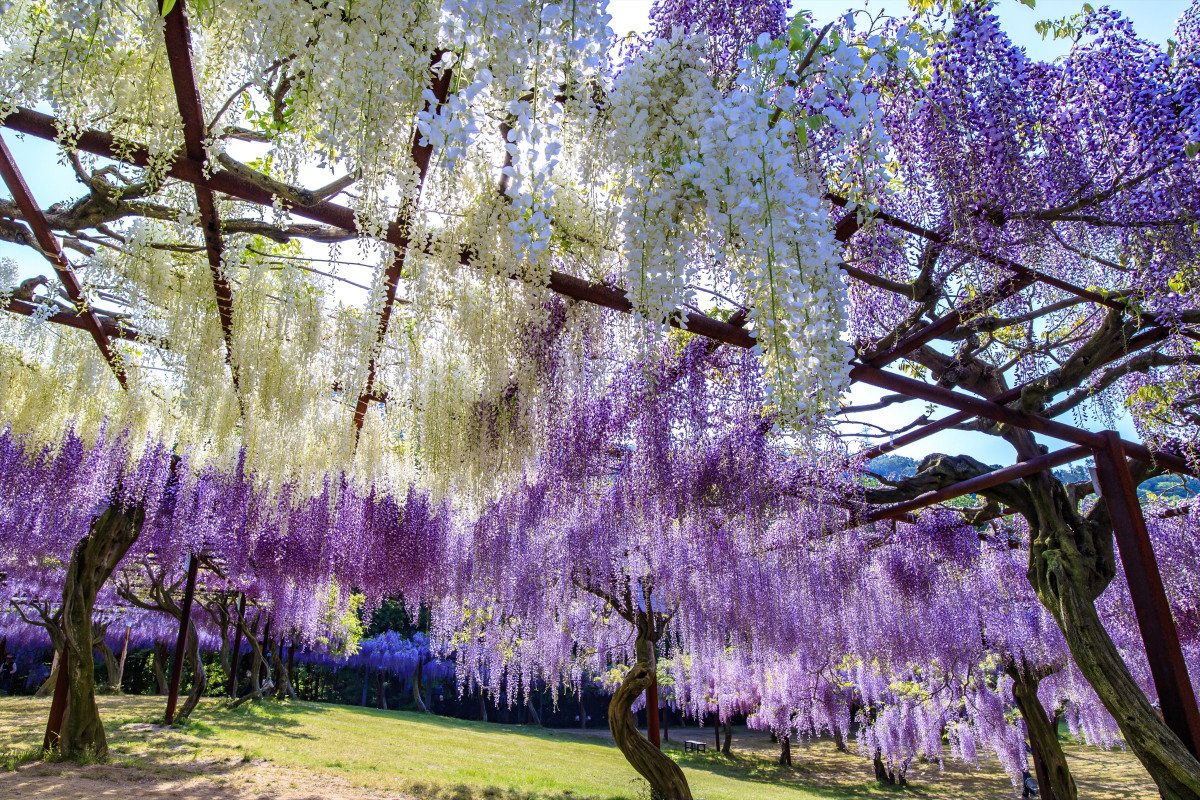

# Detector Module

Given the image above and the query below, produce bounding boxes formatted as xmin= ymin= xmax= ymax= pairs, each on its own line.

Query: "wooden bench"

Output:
xmin=683 ymin=740 xmax=706 ymax=753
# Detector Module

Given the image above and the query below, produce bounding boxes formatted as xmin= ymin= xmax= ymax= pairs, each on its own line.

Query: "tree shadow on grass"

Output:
xmin=407 ymin=778 xmax=641 ymax=800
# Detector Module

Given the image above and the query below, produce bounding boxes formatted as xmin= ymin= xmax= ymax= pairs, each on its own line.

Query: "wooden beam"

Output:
xmin=1093 ymin=431 xmax=1200 ymax=757
xmin=0 ymin=135 xmax=126 ymax=387
xmin=161 ymin=0 xmax=238 ymax=390
xmin=353 ymin=56 xmax=453 ymax=434
xmin=864 ymin=445 xmax=1091 ymax=522
xmin=3 ymin=296 xmax=156 ymax=343
xmin=0 ymin=107 xmax=757 ymax=352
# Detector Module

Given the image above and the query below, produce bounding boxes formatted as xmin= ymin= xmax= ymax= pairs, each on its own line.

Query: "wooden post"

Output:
xmin=164 ymin=554 xmax=199 ymax=725
xmin=646 ymin=673 xmax=661 ymax=749
xmin=228 ymin=592 xmax=244 ymax=699
xmin=1094 ymin=431 xmax=1200 ymax=758
xmin=42 ymin=647 xmax=69 ymax=750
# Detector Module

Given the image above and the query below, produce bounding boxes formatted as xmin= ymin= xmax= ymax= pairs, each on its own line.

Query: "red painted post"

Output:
xmin=165 ymin=554 xmax=199 ymax=724
xmin=647 ymin=673 xmax=661 ymax=749
xmin=228 ymin=592 xmax=245 ymax=699
xmin=42 ymin=647 xmax=69 ymax=750
xmin=1093 ymin=431 xmax=1200 ymax=758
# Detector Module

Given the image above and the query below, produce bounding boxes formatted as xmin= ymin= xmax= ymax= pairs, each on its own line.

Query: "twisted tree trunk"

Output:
xmin=177 ymin=617 xmax=207 ymax=721
xmin=152 ymin=641 xmax=169 ymax=695
xmin=526 ymin=693 xmax=542 ymax=725
xmin=93 ymin=619 xmax=121 ymax=694
xmin=1007 ymin=663 xmax=1075 ymax=800
xmin=228 ymin=613 xmax=268 ymax=710
xmin=721 ymin=721 xmax=732 ymax=756
xmin=1022 ymin=471 xmax=1200 ymax=800
xmin=412 ymin=658 xmax=429 ymax=712
xmin=273 ymin=637 xmax=294 ymax=700
xmin=36 ymin=651 xmax=59 ymax=698
xmin=58 ymin=506 xmax=144 ymax=759
xmin=1048 ymin=568 xmax=1200 ymax=798
xmin=115 ymin=625 xmax=131 ymax=691
xmin=869 ymin=443 xmax=1200 ymax=798
xmin=608 ymin=631 xmax=692 ymax=800
xmin=779 ymin=735 xmax=791 ymax=766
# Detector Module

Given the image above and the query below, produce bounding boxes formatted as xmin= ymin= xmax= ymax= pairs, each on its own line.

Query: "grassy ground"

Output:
xmin=0 ymin=695 xmax=1157 ymax=800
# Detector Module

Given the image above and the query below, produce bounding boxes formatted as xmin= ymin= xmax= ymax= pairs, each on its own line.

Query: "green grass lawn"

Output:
xmin=0 ymin=695 xmax=1157 ymax=800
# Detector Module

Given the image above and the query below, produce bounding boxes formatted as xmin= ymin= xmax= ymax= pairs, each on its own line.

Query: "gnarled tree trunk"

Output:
xmin=871 ymin=440 xmax=1200 ymax=798
xmin=177 ymin=617 xmax=207 ymax=721
xmin=273 ymin=637 xmax=294 ymax=700
xmin=608 ymin=630 xmax=692 ymax=800
xmin=1008 ymin=663 xmax=1075 ymax=800
xmin=36 ymin=651 xmax=59 ymax=698
xmin=412 ymin=658 xmax=429 ymax=712
xmin=721 ymin=721 xmax=732 ymax=756
xmin=1022 ymin=470 xmax=1200 ymax=799
xmin=526 ymin=694 xmax=542 ymax=725
xmin=152 ymin=641 xmax=169 ymax=695
xmin=57 ymin=506 xmax=144 ymax=759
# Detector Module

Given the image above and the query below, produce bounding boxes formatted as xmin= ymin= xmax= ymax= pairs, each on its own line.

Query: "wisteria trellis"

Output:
xmin=2 ymin=0 xmax=1200 ymax=799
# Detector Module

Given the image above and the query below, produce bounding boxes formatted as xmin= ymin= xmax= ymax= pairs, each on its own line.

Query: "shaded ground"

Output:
xmin=0 ymin=695 xmax=1156 ymax=799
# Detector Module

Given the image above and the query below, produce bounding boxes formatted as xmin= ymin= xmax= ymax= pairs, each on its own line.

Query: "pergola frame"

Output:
xmin=2 ymin=0 xmax=1198 ymax=770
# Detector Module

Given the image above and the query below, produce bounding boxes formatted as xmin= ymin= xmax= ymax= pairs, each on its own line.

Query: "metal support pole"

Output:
xmin=647 ymin=673 xmax=661 ymax=749
xmin=164 ymin=554 xmax=199 ymax=724
xmin=228 ymin=592 xmax=245 ymax=699
xmin=1093 ymin=431 xmax=1200 ymax=758
xmin=42 ymin=647 xmax=69 ymax=750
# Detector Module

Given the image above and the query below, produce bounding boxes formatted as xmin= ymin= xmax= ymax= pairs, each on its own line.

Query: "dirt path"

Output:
xmin=0 ymin=759 xmax=413 ymax=800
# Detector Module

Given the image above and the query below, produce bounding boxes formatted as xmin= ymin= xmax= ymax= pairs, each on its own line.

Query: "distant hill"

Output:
xmin=868 ymin=454 xmax=918 ymax=480
xmin=867 ymin=454 xmax=1195 ymax=503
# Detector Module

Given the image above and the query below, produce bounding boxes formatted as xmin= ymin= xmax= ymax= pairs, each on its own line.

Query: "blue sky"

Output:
xmin=2 ymin=0 xmax=1186 ymax=466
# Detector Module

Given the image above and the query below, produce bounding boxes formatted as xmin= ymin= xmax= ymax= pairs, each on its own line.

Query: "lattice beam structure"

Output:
xmin=864 ymin=444 xmax=1092 ymax=523
xmin=161 ymin=0 xmax=239 ymax=391
xmin=3 ymin=99 xmax=1199 ymax=751
xmin=861 ymin=324 xmax=1174 ymax=461
xmin=352 ymin=56 xmax=454 ymax=434
xmin=0 ymin=107 xmax=753 ymax=350
xmin=0 ymin=135 xmax=127 ymax=388
xmin=2 ymin=296 xmax=155 ymax=343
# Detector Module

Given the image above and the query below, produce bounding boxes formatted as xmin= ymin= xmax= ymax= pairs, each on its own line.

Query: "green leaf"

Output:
xmin=159 ymin=0 xmax=178 ymax=17
xmin=1019 ymin=0 xmax=1036 ymax=8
